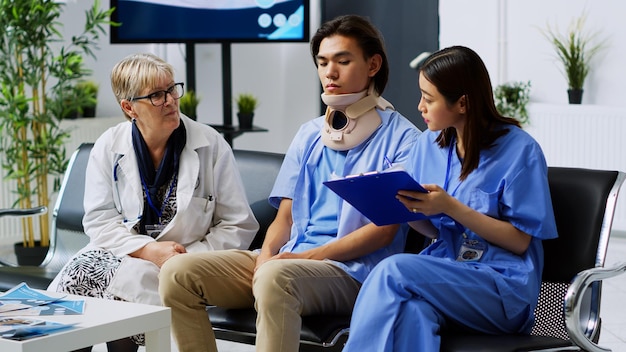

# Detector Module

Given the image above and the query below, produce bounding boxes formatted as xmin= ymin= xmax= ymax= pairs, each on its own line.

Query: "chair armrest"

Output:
xmin=0 ymin=206 xmax=47 ymax=218
xmin=565 ymin=262 xmax=626 ymax=352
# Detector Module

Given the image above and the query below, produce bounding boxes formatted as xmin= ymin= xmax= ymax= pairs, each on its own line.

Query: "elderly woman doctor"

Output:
xmin=48 ymin=53 xmax=258 ymax=350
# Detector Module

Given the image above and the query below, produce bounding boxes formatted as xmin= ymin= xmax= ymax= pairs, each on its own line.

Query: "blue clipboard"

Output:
xmin=323 ymin=169 xmax=429 ymax=226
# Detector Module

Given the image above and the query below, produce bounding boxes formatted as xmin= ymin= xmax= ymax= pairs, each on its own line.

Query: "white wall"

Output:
xmin=60 ymin=0 xmax=323 ymax=154
xmin=440 ymin=0 xmax=626 ymax=106
xmin=524 ymin=103 xmax=626 ymax=232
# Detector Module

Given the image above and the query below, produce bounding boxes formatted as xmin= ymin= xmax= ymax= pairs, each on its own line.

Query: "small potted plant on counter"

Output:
xmin=179 ymin=89 xmax=200 ymax=121
xmin=494 ymin=81 xmax=531 ymax=125
xmin=75 ymin=80 xmax=99 ymax=118
xmin=235 ymin=93 xmax=258 ymax=129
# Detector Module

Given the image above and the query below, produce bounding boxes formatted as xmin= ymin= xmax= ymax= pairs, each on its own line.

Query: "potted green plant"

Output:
xmin=61 ymin=84 xmax=80 ymax=120
xmin=75 ymin=79 xmax=99 ymax=118
xmin=179 ymin=89 xmax=200 ymax=121
xmin=235 ymin=93 xmax=258 ymax=129
xmin=0 ymin=0 xmax=116 ymax=265
xmin=541 ymin=13 xmax=607 ymax=104
xmin=494 ymin=81 xmax=531 ymax=125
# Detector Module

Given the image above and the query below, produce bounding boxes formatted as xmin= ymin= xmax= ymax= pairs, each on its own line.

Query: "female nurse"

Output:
xmin=343 ymin=46 xmax=558 ymax=351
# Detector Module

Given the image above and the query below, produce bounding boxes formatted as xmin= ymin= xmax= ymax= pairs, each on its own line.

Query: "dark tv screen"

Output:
xmin=110 ymin=0 xmax=310 ymax=43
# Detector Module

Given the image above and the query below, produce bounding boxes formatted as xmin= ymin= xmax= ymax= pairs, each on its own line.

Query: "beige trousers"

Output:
xmin=159 ymin=249 xmax=361 ymax=352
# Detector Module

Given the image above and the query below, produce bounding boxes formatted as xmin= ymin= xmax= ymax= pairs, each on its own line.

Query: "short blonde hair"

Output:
xmin=110 ymin=53 xmax=175 ymax=120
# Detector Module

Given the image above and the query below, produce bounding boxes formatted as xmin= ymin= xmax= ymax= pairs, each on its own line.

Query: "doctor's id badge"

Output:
xmin=456 ymin=237 xmax=486 ymax=262
xmin=145 ymin=224 xmax=166 ymax=239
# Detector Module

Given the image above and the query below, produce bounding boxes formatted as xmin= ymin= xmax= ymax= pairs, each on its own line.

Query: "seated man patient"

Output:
xmin=343 ymin=46 xmax=558 ymax=351
xmin=48 ymin=53 xmax=258 ymax=352
xmin=158 ymin=14 xmax=421 ymax=352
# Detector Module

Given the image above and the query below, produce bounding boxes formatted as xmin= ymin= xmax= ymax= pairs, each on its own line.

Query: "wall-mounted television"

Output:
xmin=110 ymin=0 xmax=310 ymax=44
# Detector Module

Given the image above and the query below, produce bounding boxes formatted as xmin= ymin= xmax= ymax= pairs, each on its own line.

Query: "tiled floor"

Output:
xmin=96 ymin=233 xmax=626 ymax=352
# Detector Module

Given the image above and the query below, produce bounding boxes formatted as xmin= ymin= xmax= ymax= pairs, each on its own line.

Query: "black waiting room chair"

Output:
xmin=439 ymin=167 xmax=626 ymax=352
xmin=0 ymin=143 xmax=93 ymax=291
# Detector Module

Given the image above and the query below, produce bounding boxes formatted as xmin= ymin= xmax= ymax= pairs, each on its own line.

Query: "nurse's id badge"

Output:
xmin=457 ymin=237 xmax=485 ymax=262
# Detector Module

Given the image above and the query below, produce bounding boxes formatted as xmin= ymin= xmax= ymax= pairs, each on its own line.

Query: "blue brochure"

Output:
xmin=0 ymin=317 xmax=77 ymax=340
xmin=0 ymin=282 xmax=85 ymax=316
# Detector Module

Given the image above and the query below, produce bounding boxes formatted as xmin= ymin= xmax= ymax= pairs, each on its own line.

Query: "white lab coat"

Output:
xmin=48 ymin=114 xmax=259 ymax=305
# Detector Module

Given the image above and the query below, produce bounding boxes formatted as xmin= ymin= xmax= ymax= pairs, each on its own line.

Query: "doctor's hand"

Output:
xmin=396 ymin=184 xmax=455 ymax=216
xmin=130 ymin=241 xmax=187 ymax=268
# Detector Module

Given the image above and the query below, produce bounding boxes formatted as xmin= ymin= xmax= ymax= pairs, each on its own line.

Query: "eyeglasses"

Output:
xmin=131 ymin=82 xmax=185 ymax=107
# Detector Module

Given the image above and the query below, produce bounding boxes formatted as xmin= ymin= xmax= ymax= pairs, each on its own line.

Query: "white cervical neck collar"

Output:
xmin=320 ymin=84 xmax=394 ymax=151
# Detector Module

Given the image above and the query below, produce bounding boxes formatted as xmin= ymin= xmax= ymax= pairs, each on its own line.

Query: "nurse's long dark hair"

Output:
xmin=419 ymin=46 xmax=520 ymax=181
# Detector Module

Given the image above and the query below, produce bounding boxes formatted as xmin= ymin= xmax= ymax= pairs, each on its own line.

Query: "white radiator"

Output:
xmin=525 ymin=103 xmax=626 ymax=232
xmin=0 ymin=117 xmax=121 ymax=243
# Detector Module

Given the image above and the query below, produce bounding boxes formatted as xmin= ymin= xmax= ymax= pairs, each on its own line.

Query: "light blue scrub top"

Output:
xmin=408 ymin=127 xmax=558 ymax=319
xmin=296 ymin=149 xmax=346 ymax=250
xmin=269 ymin=108 xmax=421 ymax=283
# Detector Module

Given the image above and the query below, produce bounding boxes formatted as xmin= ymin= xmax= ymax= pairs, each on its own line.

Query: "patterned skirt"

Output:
xmin=55 ymin=248 xmax=145 ymax=345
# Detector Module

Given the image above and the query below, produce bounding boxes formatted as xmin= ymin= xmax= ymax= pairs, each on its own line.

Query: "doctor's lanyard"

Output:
xmin=140 ymin=173 xmax=177 ymax=224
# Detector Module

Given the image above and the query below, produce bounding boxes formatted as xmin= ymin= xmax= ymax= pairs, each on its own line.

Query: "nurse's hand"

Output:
xmin=396 ymin=184 xmax=454 ymax=216
xmin=131 ymin=241 xmax=186 ymax=268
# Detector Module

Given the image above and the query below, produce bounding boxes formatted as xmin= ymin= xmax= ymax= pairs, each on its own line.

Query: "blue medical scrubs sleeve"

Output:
xmin=499 ymin=143 xmax=557 ymax=241
xmin=268 ymin=122 xmax=318 ymax=209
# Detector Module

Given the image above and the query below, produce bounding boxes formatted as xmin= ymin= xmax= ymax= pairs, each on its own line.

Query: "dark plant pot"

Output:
xmin=64 ymin=109 xmax=79 ymax=120
xmin=14 ymin=241 xmax=49 ymax=266
xmin=568 ymin=89 xmax=583 ymax=104
xmin=237 ymin=112 xmax=254 ymax=130
xmin=82 ymin=105 xmax=97 ymax=118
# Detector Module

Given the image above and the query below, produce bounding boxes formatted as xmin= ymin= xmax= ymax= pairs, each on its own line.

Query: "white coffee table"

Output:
xmin=0 ymin=293 xmax=171 ymax=352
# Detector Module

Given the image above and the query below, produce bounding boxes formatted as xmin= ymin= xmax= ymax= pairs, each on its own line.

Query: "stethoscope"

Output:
xmin=112 ymin=154 xmax=142 ymax=223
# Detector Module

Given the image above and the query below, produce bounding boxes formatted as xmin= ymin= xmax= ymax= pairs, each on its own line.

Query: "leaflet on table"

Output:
xmin=0 ymin=317 xmax=77 ymax=340
xmin=323 ymin=165 xmax=431 ymax=226
xmin=0 ymin=282 xmax=85 ymax=315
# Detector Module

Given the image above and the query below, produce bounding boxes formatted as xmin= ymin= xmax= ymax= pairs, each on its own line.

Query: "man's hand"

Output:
xmin=255 ymin=250 xmax=314 ymax=272
xmin=254 ymin=251 xmax=274 ymax=272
